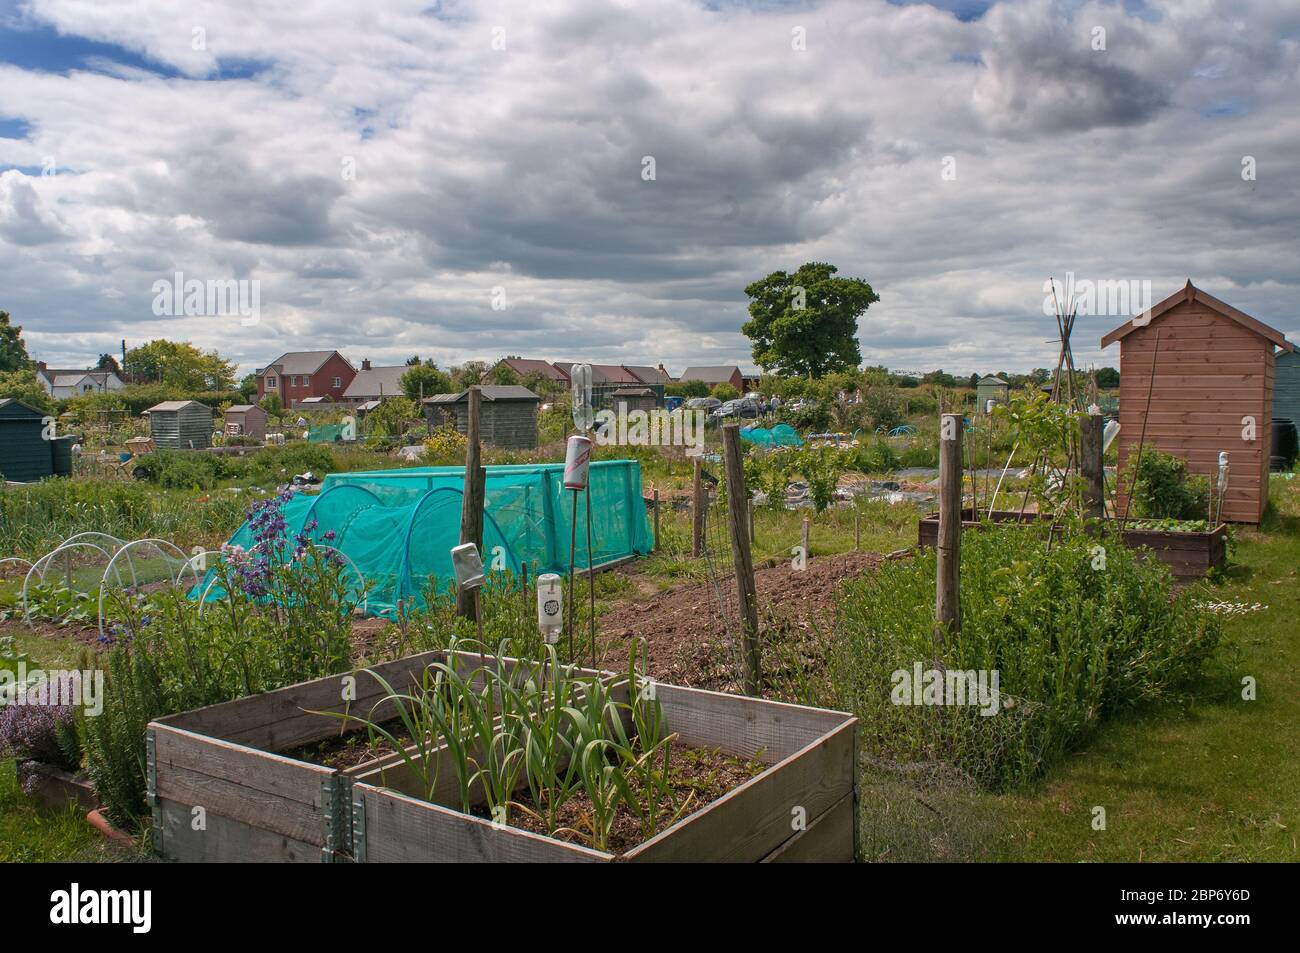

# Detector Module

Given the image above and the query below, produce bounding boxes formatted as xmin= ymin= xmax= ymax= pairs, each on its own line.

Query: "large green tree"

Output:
xmin=401 ymin=364 xmax=453 ymax=401
xmin=742 ymin=263 xmax=878 ymax=378
xmin=0 ymin=311 xmax=32 ymax=373
xmin=124 ymin=340 xmax=236 ymax=391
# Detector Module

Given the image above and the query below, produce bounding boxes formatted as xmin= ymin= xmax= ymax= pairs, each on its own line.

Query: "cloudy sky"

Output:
xmin=1 ymin=0 xmax=1297 ymax=379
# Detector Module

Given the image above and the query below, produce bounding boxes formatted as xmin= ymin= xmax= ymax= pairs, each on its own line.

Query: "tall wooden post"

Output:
xmin=721 ymin=424 xmax=761 ymax=695
xmin=652 ymin=489 xmax=660 ymax=552
xmin=801 ymin=518 xmax=810 ymax=564
xmin=457 ymin=386 xmax=485 ymax=620
xmin=935 ymin=413 xmax=962 ymax=647
xmin=692 ymin=457 xmax=705 ymax=557
xmin=1080 ymin=413 xmax=1105 ymax=520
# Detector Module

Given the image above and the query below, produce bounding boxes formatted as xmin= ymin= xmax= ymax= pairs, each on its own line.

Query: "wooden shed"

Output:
xmin=145 ymin=400 xmax=214 ymax=450
xmin=423 ymin=385 xmax=541 ymax=450
xmin=1273 ymin=350 xmax=1300 ymax=427
xmin=609 ymin=387 xmax=658 ymax=415
xmin=1101 ymin=281 xmax=1293 ymax=524
xmin=223 ymin=404 xmax=268 ymax=441
xmin=0 ymin=398 xmax=52 ymax=482
xmin=975 ymin=376 xmax=1009 ymax=413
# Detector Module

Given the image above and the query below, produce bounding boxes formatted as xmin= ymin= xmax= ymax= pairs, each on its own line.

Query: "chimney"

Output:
xmin=657 ymin=363 xmax=667 ymax=375
xmin=361 ymin=359 xmax=371 ymax=371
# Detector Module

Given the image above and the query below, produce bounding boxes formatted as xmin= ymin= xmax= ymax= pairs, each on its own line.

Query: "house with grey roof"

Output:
xmin=34 ymin=362 xmax=124 ymax=399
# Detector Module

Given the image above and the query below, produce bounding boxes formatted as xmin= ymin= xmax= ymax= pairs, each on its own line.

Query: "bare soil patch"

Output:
xmin=598 ymin=551 xmax=886 ymax=687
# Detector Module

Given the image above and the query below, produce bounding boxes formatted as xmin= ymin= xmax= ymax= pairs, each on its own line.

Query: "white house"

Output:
xmin=35 ymin=362 xmax=126 ymax=399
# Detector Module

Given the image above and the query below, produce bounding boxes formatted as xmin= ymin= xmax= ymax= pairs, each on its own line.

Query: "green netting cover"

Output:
xmin=206 ymin=460 xmax=651 ymax=617
xmin=307 ymin=423 xmax=349 ymax=443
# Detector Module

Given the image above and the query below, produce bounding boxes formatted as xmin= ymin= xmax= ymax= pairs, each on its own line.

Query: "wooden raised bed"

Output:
xmin=15 ymin=760 xmax=99 ymax=813
xmin=148 ymin=652 xmax=858 ymax=863
xmin=916 ymin=509 xmax=1227 ymax=579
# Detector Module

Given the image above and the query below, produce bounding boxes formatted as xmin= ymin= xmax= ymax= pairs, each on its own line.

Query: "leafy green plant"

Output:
xmin=1125 ymin=446 xmax=1211 ymax=521
xmin=828 ymin=524 xmax=1223 ymax=790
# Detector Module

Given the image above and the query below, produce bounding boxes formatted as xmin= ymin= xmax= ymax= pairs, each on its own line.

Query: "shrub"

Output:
xmin=861 ymin=386 xmax=904 ymax=432
xmin=1126 ymin=446 xmax=1210 ymax=520
xmin=0 ymin=678 xmax=82 ymax=771
xmin=423 ymin=425 xmax=468 ymax=463
xmin=829 ymin=525 xmax=1222 ymax=789
xmin=711 ymin=382 xmax=740 ymax=402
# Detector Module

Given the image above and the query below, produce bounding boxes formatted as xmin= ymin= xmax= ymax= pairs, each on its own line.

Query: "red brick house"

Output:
xmin=256 ymin=351 xmax=356 ymax=407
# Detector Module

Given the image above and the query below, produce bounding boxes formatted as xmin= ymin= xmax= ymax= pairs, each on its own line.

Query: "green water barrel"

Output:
xmin=51 ymin=435 xmax=75 ymax=476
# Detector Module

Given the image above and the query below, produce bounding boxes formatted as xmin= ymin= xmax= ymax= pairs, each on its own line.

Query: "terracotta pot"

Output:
xmin=86 ymin=808 xmax=136 ymax=847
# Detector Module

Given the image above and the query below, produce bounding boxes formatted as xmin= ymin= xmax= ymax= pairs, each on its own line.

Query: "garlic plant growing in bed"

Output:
xmin=319 ymin=636 xmax=690 ymax=852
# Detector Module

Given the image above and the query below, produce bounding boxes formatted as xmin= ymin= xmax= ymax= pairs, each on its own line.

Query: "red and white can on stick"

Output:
xmin=563 ymin=434 xmax=592 ymax=490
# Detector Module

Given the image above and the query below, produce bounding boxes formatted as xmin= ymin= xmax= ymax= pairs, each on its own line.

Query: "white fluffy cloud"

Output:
xmin=1 ymin=0 xmax=1297 ymax=376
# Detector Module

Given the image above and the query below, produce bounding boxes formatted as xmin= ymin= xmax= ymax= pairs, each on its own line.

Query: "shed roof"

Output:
xmin=145 ymin=400 xmax=208 ymax=413
xmin=0 ymin=397 xmax=45 ymax=418
xmin=610 ymin=387 xmax=655 ymax=397
xmin=424 ymin=385 xmax=541 ymax=404
xmin=977 ymin=375 xmax=1008 ymax=385
xmin=225 ymin=404 xmax=264 ymax=414
xmin=1101 ymin=281 xmax=1294 ymax=351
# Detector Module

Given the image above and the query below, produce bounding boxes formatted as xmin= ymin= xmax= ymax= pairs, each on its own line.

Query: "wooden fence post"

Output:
xmin=801 ymin=517 xmax=810 ymax=565
xmin=935 ymin=412 xmax=962 ymax=647
xmin=1080 ymin=413 xmax=1105 ymax=520
xmin=457 ymin=386 xmax=484 ymax=620
xmin=692 ymin=457 xmax=705 ymax=557
xmin=854 ymin=512 xmax=861 ymax=550
xmin=653 ymin=489 xmax=660 ymax=552
xmin=721 ymin=424 xmax=762 ymax=695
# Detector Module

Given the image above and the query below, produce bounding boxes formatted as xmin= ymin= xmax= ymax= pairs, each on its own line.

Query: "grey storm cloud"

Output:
xmin=0 ymin=0 xmax=1298 ymax=376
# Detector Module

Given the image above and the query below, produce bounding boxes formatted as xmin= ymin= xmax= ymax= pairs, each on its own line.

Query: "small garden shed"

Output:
xmin=1101 ymin=281 xmax=1293 ymax=524
xmin=609 ymin=386 xmax=658 ymax=415
xmin=423 ymin=385 xmax=541 ymax=450
xmin=0 ymin=398 xmax=52 ymax=482
xmin=223 ymin=404 xmax=268 ymax=441
xmin=145 ymin=400 xmax=214 ymax=450
xmin=975 ymin=376 xmax=1009 ymax=413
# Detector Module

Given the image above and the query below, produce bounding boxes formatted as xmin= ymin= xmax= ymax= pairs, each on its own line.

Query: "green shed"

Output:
xmin=423 ymin=385 xmax=541 ymax=450
xmin=975 ymin=376 xmax=1009 ymax=413
xmin=0 ymin=398 xmax=54 ymax=482
xmin=1274 ymin=350 xmax=1300 ymax=427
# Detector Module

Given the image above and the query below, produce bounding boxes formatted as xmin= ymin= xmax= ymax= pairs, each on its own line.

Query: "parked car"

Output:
xmin=711 ymin=398 xmax=761 ymax=421
xmin=686 ymin=397 xmax=722 ymax=411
